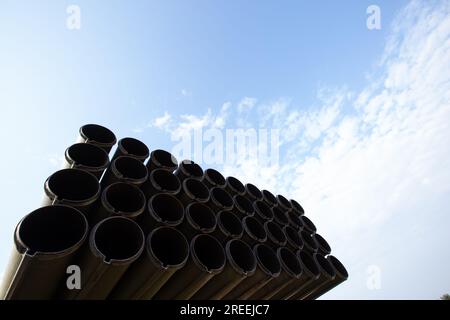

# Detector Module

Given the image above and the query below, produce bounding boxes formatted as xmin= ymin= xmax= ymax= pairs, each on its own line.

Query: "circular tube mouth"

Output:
xmin=147 ymin=227 xmax=189 ymax=269
xmin=313 ymin=233 xmax=331 ymax=255
xmin=45 ymin=169 xmax=100 ymax=206
xmin=210 ymin=187 xmax=234 ymax=211
xmin=287 ymin=211 xmax=303 ymax=230
xmin=300 ymin=216 xmax=317 ymax=234
xmin=277 ymin=247 xmax=303 ymax=278
xmin=242 ymin=216 xmax=267 ymax=243
xmin=290 ymin=199 xmax=305 ymax=215
xmin=15 ymin=205 xmax=88 ymax=256
xmin=186 ymin=203 xmax=217 ymax=233
xmin=117 ymin=137 xmax=149 ymax=161
xmin=217 ymin=211 xmax=243 ymax=239
xmin=264 ymin=221 xmax=287 ymax=247
xmin=65 ymin=143 xmax=110 ymax=172
xmin=234 ymin=194 xmax=255 ymax=216
xmin=226 ymin=176 xmax=245 ymax=195
xmin=112 ymin=156 xmax=148 ymax=184
xmin=203 ymin=168 xmax=226 ymax=188
xmin=191 ymin=234 xmax=225 ymax=273
xmin=272 ymin=207 xmax=289 ymax=226
xmin=226 ymin=239 xmax=257 ymax=276
xmin=327 ymin=255 xmax=348 ymax=279
xmin=300 ymin=230 xmax=318 ymax=253
xmin=148 ymin=149 xmax=178 ymax=171
xmin=245 ymin=183 xmax=263 ymax=201
xmin=91 ymin=216 xmax=144 ymax=264
xmin=148 ymin=193 xmax=184 ymax=226
xmin=149 ymin=169 xmax=181 ymax=194
xmin=102 ymin=182 xmax=146 ymax=218
xmin=262 ymin=189 xmax=277 ymax=207
xmin=79 ymin=124 xmax=117 ymax=147
xmin=276 ymin=194 xmax=293 ymax=211
xmin=284 ymin=226 xmax=304 ymax=250
xmin=314 ymin=253 xmax=336 ymax=279
xmin=253 ymin=200 xmax=274 ymax=221
xmin=297 ymin=250 xmax=320 ymax=279
xmin=182 ymin=178 xmax=210 ymax=203
xmin=254 ymin=244 xmax=281 ymax=277
xmin=179 ymin=160 xmax=204 ymax=179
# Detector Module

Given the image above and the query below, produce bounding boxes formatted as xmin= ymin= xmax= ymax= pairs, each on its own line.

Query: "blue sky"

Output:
xmin=1 ymin=0 xmax=449 ymax=299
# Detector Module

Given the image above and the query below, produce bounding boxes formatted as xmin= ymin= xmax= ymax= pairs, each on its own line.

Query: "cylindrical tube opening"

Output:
xmin=111 ymin=156 xmax=148 ymax=185
xmin=300 ymin=230 xmax=318 ymax=253
xmin=203 ymin=168 xmax=226 ymax=188
xmin=79 ymin=124 xmax=117 ymax=151
xmin=284 ymin=226 xmax=304 ymax=251
xmin=45 ymin=169 xmax=100 ymax=206
xmin=102 ymin=183 xmax=146 ymax=218
xmin=226 ymin=239 xmax=257 ymax=275
xmin=65 ymin=143 xmax=109 ymax=176
xmin=210 ymin=187 xmax=234 ymax=211
xmin=148 ymin=194 xmax=184 ymax=226
xmin=16 ymin=205 xmax=88 ymax=256
xmin=116 ymin=137 xmax=149 ymax=161
xmin=186 ymin=203 xmax=217 ymax=233
xmin=314 ymin=233 xmax=331 ymax=256
xmin=148 ymin=227 xmax=189 ymax=268
xmin=217 ymin=211 xmax=243 ymax=239
xmin=327 ymin=255 xmax=348 ymax=279
xmin=264 ymin=221 xmax=287 ymax=247
xmin=298 ymin=250 xmax=320 ymax=279
xmin=191 ymin=234 xmax=225 ymax=273
xmin=262 ymin=189 xmax=277 ymax=207
xmin=254 ymin=244 xmax=281 ymax=277
xmin=287 ymin=211 xmax=303 ymax=230
xmin=314 ymin=254 xmax=336 ymax=279
xmin=225 ymin=176 xmax=245 ymax=195
xmin=182 ymin=178 xmax=210 ymax=203
xmin=149 ymin=169 xmax=181 ymax=194
xmin=277 ymin=247 xmax=303 ymax=278
xmin=272 ymin=207 xmax=289 ymax=226
xmin=234 ymin=195 xmax=255 ymax=216
xmin=245 ymin=183 xmax=263 ymax=201
xmin=254 ymin=200 xmax=274 ymax=221
xmin=276 ymin=194 xmax=293 ymax=211
xmin=147 ymin=149 xmax=178 ymax=172
xmin=242 ymin=216 xmax=267 ymax=243
xmin=177 ymin=160 xmax=204 ymax=179
xmin=290 ymin=199 xmax=305 ymax=215
xmin=300 ymin=216 xmax=317 ymax=234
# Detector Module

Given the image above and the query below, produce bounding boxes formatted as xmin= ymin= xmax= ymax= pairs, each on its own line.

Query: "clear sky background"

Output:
xmin=1 ymin=0 xmax=449 ymax=299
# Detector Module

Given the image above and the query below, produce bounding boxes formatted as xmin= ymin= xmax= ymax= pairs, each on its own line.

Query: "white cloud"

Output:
xmin=148 ymin=111 xmax=172 ymax=131
xmin=237 ymin=97 xmax=257 ymax=113
xmin=48 ymin=154 xmax=64 ymax=168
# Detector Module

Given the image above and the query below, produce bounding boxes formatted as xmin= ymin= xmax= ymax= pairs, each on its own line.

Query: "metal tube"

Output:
xmin=241 ymin=216 xmax=267 ymax=246
xmin=146 ymin=149 xmax=178 ymax=173
xmin=78 ymin=124 xmax=117 ymax=153
xmin=108 ymin=227 xmax=189 ymax=300
xmin=202 ymin=168 xmax=226 ymax=189
xmin=178 ymin=202 xmax=217 ymax=240
xmin=63 ymin=143 xmax=110 ymax=179
xmin=290 ymin=199 xmax=305 ymax=216
xmin=262 ymin=189 xmax=277 ymax=208
xmin=224 ymin=176 xmax=246 ymax=196
xmin=140 ymin=168 xmax=181 ymax=199
xmin=272 ymin=206 xmax=289 ymax=227
xmin=253 ymin=200 xmax=274 ymax=223
xmin=212 ymin=211 xmax=243 ymax=244
xmin=207 ymin=187 xmax=234 ymax=212
xmin=174 ymin=160 xmax=204 ymax=181
xmin=313 ymin=233 xmax=332 ymax=256
xmin=43 ymin=168 xmax=101 ymax=215
xmin=62 ymin=216 xmax=144 ymax=299
xmin=112 ymin=137 xmax=149 ymax=162
xmin=276 ymin=194 xmax=293 ymax=212
xmin=192 ymin=239 xmax=256 ymax=300
xmin=286 ymin=210 xmax=303 ymax=230
xmin=153 ymin=234 xmax=226 ymax=300
xmin=223 ymin=244 xmax=281 ymax=300
xmin=283 ymin=225 xmax=304 ymax=252
xmin=233 ymin=194 xmax=255 ymax=218
xmin=101 ymin=156 xmax=148 ymax=187
xmin=299 ymin=230 xmax=319 ymax=254
xmin=177 ymin=178 xmax=210 ymax=206
xmin=300 ymin=216 xmax=317 ymax=234
xmin=138 ymin=193 xmax=184 ymax=234
xmin=264 ymin=221 xmax=287 ymax=249
xmin=244 ymin=183 xmax=263 ymax=202
xmin=0 ymin=205 xmax=88 ymax=300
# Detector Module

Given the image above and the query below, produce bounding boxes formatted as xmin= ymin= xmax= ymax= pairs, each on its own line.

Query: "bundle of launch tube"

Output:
xmin=0 ymin=124 xmax=348 ymax=300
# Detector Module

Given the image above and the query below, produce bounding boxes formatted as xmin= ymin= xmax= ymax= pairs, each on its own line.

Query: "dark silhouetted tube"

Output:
xmin=91 ymin=182 xmax=146 ymax=223
xmin=146 ymin=149 xmax=178 ymax=173
xmin=253 ymin=200 xmax=274 ymax=223
xmin=306 ymin=255 xmax=348 ymax=300
xmin=262 ymin=189 xmax=277 ymax=208
xmin=179 ymin=202 xmax=217 ymax=239
xmin=300 ymin=230 xmax=318 ymax=254
xmin=101 ymin=156 xmax=148 ymax=187
xmin=300 ymin=215 xmax=317 ymax=234
xmin=140 ymin=168 xmax=181 ymax=199
xmin=177 ymin=178 xmax=210 ymax=206
xmin=223 ymin=244 xmax=281 ymax=300
xmin=272 ymin=206 xmax=289 ymax=227
xmin=290 ymin=199 xmax=305 ymax=216
xmin=78 ymin=124 xmax=117 ymax=153
xmin=249 ymin=247 xmax=302 ymax=300
xmin=225 ymin=176 xmax=246 ymax=196
xmin=192 ymin=239 xmax=256 ymax=300
xmin=313 ymin=233 xmax=332 ymax=256
xmin=241 ymin=216 xmax=267 ymax=246
xmin=108 ymin=227 xmax=189 ymax=300
xmin=264 ymin=221 xmax=287 ymax=249
xmin=290 ymin=253 xmax=336 ymax=300
xmin=0 ymin=205 xmax=88 ymax=300
xmin=202 ymin=168 xmax=226 ymax=189
xmin=63 ymin=143 xmax=110 ymax=179
xmin=276 ymin=194 xmax=293 ymax=212
xmin=207 ymin=187 xmax=234 ymax=212
xmin=153 ymin=234 xmax=225 ymax=300
xmin=62 ymin=216 xmax=144 ymax=299
xmin=43 ymin=168 xmax=100 ymax=215
xmin=212 ymin=211 xmax=243 ymax=244
xmin=112 ymin=137 xmax=149 ymax=162
xmin=233 ymin=194 xmax=255 ymax=217
xmin=284 ymin=225 xmax=304 ymax=252
xmin=138 ymin=193 xmax=184 ymax=234
xmin=174 ymin=160 xmax=204 ymax=181
xmin=244 ymin=183 xmax=263 ymax=202
xmin=286 ymin=211 xmax=303 ymax=230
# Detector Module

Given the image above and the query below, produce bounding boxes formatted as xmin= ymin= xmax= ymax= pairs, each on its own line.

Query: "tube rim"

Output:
xmin=179 ymin=160 xmax=204 ymax=179
xmin=225 ymin=239 xmax=257 ymax=277
xmin=262 ymin=189 xmax=277 ymax=207
xmin=146 ymin=226 xmax=189 ymax=269
xmin=264 ymin=221 xmax=287 ymax=247
xmin=149 ymin=168 xmax=181 ymax=194
xmin=65 ymin=143 xmax=110 ymax=173
xmin=234 ymin=194 xmax=255 ymax=216
xmin=290 ymin=199 xmax=305 ymax=215
xmin=245 ymin=183 xmax=263 ymax=201
xmin=102 ymin=182 xmax=147 ymax=218
xmin=190 ymin=234 xmax=226 ymax=274
xmin=203 ymin=168 xmax=226 ymax=188
xmin=117 ymin=137 xmax=149 ymax=161
xmin=327 ymin=255 xmax=348 ymax=279
xmin=217 ymin=211 xmax=243 ymax=239
xmin=283 ymin=225 xmax=304 ymax=250
xmin=254 ymin=244 xmax=281 ymax=277
xmin=111 ymin=156 xmax=149 ymax=185
xmin=276 ymin=247 xmax=303 ymax=279
xmin=147 ymin=193 xmax=185 ymax=226
xmin=182 ymin=178 xmax=210 ymax=203
xmin=313 ymin=253 xmax=336 ymax=280
xmin=225 ymin=176 xmax=246 ymax=195
xmin=242 ymin=216 xmax=267 ymax=243
xmin=148 ymin=149 xmax=178 ymax=171
xmin=185 ymin=202 xmax=217 ymax=233
xmin=79 ymin=124 xmax=117 ymax=148
xmin=297 ymin=250 xmax=320 ymax=280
